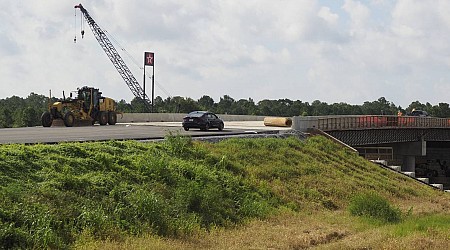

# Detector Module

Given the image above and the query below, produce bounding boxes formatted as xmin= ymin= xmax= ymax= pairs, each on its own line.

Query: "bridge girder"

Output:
xmin=326 ymin=128 xmax=450 ymax=146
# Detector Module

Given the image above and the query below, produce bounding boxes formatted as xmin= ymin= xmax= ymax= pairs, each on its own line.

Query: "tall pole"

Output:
xmin=144 ymin=51 xmax=154 ymax=112
xmin=152 ymin=63 xmax=155 ymax=113
xmin=143 ymin=65 xmax=146 ymax=111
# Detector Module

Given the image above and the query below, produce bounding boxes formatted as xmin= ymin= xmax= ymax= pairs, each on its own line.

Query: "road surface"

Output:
xmin=0 ymin=121 xmax=290 ymax=144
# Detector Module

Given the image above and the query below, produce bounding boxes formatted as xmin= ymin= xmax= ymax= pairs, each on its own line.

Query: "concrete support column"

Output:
xmin=402 ymin=155 xmax=416 ymax=172
xmin=393 ymin=139 xmax=426 ymax=172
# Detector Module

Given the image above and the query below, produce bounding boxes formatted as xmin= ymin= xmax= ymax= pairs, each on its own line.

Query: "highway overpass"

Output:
xmin=293 ymin=115 xmax=450 ymax=189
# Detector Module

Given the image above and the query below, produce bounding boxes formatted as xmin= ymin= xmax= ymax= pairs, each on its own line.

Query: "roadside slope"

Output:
xmin=0 ymin=135 xmax=449 ymax=249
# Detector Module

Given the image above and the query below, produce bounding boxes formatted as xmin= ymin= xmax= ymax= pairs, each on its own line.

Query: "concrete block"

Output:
xmin=292 ymin=116 xmax=319 ymax=131
xmin=402 ymin=171 xmax=415 ymax=178
xmin=430 ymin=184 xmax=444 ymax=190
xmin=417 ymin=178 xmax=429 ymax=184
xmin=371 ymin=159 xmax=387 ymax=165
xmin=387 ymin=165 xmax=401 ymax=172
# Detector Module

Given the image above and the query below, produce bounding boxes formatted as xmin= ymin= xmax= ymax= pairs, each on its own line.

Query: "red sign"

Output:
xmin=144 ymin=52 xmax=154 ymax=66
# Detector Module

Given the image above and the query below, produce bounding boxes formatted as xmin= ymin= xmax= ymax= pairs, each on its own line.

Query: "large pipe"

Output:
xmin=264 ymin=117 xmax=292 ymax=127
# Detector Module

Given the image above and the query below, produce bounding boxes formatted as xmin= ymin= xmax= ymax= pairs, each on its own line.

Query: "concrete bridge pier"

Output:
xmin=394 ymin=137 xmax=426 ymax=172
xmin=402 ymin=155 xmax=416 ymax=172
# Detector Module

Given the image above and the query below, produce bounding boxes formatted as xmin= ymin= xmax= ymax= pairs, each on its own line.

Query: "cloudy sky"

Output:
xmin=1 ymin=0 xmax=450 ymax=108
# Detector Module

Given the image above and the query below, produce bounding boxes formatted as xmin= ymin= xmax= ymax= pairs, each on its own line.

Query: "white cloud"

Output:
xmin=318 ymin=6 xmax=339 ymax=25
xmin=342 ymin=1 xmax=370 ymax=39
xmin=1 ymin=0 xmax=450 ymax=108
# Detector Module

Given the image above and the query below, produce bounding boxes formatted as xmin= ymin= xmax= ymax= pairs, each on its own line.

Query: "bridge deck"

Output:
xmin=315 ymin=115 xmax=450 ymax=131
xmin=293 ymin=115 xmax=450 ymax=146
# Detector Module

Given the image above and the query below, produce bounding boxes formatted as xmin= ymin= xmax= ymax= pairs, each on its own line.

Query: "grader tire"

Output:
xmin=41 ymin=111 xmax=53 ymax=127
xmin=63 ymin=112 xmax=75 ymax=127
xmin=108 ymin=112 xmax=117 ymax=125
xmin=99 ymin=112 xmax=108 ymax=125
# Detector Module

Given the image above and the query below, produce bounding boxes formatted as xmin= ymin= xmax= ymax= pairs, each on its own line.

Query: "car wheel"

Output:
xmin=218 ymin=122 xmax=224 ymax=131
xmin=204 ymin=123 xmax=210 ymax=131
xmin=183 ymin=127 xmax=189 ymax=131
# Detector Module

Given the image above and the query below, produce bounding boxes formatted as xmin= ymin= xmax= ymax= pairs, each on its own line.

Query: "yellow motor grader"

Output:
xmin=41 ymin=86 xmax=118 ymax=127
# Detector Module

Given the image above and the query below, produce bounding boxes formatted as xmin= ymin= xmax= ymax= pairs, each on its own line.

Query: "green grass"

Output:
xmin=348 ymin=191 xmax=402 ymax=224
xmin=0 ymin=136 xmax=278 ymax=249
xmin=0 ymin=135 xmax=448 ymax=249
xmin=393 ymin=214 xmax=450 ymax=237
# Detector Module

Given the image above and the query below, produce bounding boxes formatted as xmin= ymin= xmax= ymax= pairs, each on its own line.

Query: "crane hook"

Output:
xmin=81 ymin=30 xmax=85 ymax=39
xmin=74 ymin=36 xmax=77 ymax=43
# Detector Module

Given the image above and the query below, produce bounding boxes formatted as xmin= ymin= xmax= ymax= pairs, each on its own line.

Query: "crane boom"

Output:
xmin=74 ymin=3 xmax=151 ymax=111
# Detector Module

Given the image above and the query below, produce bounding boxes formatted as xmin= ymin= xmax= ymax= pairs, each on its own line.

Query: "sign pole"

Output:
xmin=144 ymin=52 xmax=154 ymax=113
xmin=143 ymin=63 xmax=146 ymax=111
xmin=152 ymin=62 xmax=155 ymax=113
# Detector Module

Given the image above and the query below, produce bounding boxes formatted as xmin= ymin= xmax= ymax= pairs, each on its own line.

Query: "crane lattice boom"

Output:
xmin=75 ymin=3 xmax=151 ymax=111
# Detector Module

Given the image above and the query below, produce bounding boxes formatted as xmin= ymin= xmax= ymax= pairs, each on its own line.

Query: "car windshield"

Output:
xmin=187 ymin=111 xmax=206 ymax=117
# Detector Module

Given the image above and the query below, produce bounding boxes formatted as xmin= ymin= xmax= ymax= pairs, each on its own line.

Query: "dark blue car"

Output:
xmin=182 ymin=111 xmax=224 ymax=131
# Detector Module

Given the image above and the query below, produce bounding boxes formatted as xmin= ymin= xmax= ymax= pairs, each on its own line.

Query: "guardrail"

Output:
xmin=293 ymin=115 xmax=450 ymax=131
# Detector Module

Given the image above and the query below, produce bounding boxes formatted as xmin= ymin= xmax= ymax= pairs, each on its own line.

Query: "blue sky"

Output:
xmin=1 ymin=0 xmax=450 ymax=108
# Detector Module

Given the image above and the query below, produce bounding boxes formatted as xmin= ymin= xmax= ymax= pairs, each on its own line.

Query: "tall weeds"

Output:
xmin=0 ymin=135 xmax=443 ymax=249
xmin=0 ymin=137 xmax=276 ymax=248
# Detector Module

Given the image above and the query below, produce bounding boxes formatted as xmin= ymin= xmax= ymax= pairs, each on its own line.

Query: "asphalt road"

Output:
xmin=0 ymin=122 xmax=287 ymax=144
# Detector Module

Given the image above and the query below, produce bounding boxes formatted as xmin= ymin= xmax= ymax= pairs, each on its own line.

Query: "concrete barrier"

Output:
xmin=117 ymin=113 xmax=267 ymax=123
xmin=402 ymin=171 xmax=416 ymax=178
xmin=371 ymin=159 xmax=388 ymax=165
xmin=417 ymin=178 xmax=429 ymax=184
xmin=292 ymin=116 xmax=319 ymax=131
xmin=430 ymin=183 xmax=444 ymax=190
xmin=388 ymin=165 xmax=402 ymax=172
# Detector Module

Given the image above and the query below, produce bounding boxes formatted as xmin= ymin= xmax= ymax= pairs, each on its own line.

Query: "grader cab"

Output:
xmin=41 ymin=86 xmax=118 ymax=127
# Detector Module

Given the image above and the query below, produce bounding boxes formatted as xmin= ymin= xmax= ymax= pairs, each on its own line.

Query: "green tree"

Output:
xmin=311 ymin=100 xmax=330 ymax=116
xmin=361 ymin=97 xmax=397 ymax=115
xmin=26 ymin=93 xmax=48 ymax=111
xmin=431 ymin=103 xmax=450 ymax=118
xmin=233 ymin=98 xmax=257 ymax=115
xmin=289 ymin=100 xmax=310 ymax=117
xmin=406 ymin=101 xmax=427 ymax=114
xmin=117 ymin=99 xmax=133 ymax=113
xmin=216 ymin=95 xmax=235 ymax=114
xmin=256 ymin=99 xmax=275 ymax=116
xmin=178 ymin=97 xmax=200 ymax=113
xmin=0 ymin=107 xmax=13 ymax=128
xmin=20 ymin=106 xmax=38 ymax=127
xmin=153 ymin=96 xmax=164 ymax=112
xmin=130 ymin=97 xmax=148 ymax=113
xmin=198 ymin=95 xmax=215 ymax=111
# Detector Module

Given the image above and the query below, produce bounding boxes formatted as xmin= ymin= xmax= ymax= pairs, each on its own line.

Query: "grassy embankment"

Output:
xmin=0 ymin=135 xmax=449 ymax=249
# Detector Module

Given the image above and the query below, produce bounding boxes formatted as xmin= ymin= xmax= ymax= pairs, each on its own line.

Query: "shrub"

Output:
xmin=348 ymin=192 xmax=402 ymax=223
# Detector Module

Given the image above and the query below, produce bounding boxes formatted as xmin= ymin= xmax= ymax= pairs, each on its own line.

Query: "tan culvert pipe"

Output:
xmin=263 ymin=117 xmax=293 ymax=127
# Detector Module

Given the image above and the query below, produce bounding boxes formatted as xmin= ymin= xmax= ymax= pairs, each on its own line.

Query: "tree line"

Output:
xmin=1 ymin=93 xmax=450 ymax=128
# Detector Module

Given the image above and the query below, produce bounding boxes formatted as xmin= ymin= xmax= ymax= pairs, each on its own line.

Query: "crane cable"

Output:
xmin=105 ymin=30 xmax=173 ymax=98
xmin=74 ymin=9 xmax=77 ymax=43
xmin=74 ymin=8 xmax=172 ymax=99
xmin=81 ymin=11 xmax=85 ymax=38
